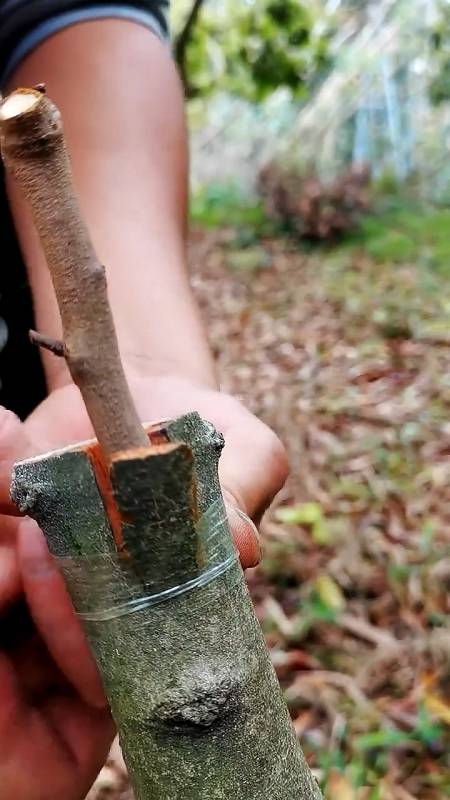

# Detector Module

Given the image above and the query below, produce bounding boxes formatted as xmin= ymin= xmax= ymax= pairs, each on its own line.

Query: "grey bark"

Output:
xmin=12 ymin=412 xmax=321 ymax=800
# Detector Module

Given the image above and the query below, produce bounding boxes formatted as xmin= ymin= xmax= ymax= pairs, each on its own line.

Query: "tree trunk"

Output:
xmin=12 ymin=413 xmax=321 ymax=800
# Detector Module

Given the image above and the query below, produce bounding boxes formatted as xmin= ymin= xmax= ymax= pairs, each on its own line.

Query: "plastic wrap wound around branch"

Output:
xmin=59 ymin=500 xmax=238 ymax=622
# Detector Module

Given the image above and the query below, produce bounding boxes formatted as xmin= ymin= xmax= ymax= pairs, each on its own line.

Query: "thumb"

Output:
xmin=225 ymin=499 xmax=261 ymax=570
xmin=219 ymin=417 xmax=288 ymax=571
xmin=0 ymin=408 xmax=37 ymax=515
xmin=219 ymin=417 xmax=288 ymax=523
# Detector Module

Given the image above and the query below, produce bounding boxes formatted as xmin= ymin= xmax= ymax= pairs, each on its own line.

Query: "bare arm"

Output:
xmin=0 ymin=19 xmax=289 ymax=800
xmin=4 ymin=15 xmax=287 ymax=528
xmin=6 ymin=19 xmax=216 ymax=392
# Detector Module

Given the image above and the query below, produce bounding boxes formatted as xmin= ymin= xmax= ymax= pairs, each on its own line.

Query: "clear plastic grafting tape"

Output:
xmin=58 ymin=499 xmax=239 ymax=623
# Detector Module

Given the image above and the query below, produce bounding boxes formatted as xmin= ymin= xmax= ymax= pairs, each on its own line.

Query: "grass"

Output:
xmin=191 ymin=181 xmax=450 ymax=277
xmin=345 ymin=199 xmax=450 ymax=275
xmin=190 ymin=182 xmax=267 ymax=230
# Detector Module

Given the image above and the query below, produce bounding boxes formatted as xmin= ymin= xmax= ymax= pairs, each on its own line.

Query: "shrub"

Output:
xmin=258 ymin=162 xmax=371 ymax=241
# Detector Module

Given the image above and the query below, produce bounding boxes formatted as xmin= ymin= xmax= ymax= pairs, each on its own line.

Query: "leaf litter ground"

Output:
xmin=88 ymin=228 xmax=450 ymax=800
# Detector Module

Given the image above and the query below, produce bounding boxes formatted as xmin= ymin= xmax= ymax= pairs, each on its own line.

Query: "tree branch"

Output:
xmin=0 ymin=89 xmax=149 ymax=460
xmin=175 ymin=0 xmax=206 ymax=89
xmin=11 ymin=413 xmax=322 ymax=800
xmin=29 ymin=329 xmax=65 ymax=357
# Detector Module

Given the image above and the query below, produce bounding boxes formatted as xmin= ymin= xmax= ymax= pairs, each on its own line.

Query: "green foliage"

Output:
xmin=299 ymin=593 xmax=340 ymax=627
xmin=318 ymin=748 xmax=347 ymax=780
xmin=178 ymin=0 xmax=332 ymax=101
xmin=374 ymin=170 xmax=402 ymax=198
xmin=275 ymin=502 xmax=332 ymax=545
xmin=364 ymin=230 xmax=416 ymax=263
xmin=345 ymin=201 xmax=450 ymax=274
xmin=355 ymin=728 xmax=413 ymax=752
xmin=226 ymin=247 xmax=271 ymax=272
xmin=356 ymin=708 xmax=444 ymax=755
xmin=190 ymin=182 xmax=267 ymax=228
xmin=276 ymin=501 xmax=322 ymax=526
xmin=313 ymin=575 xmax=346 ymax=613
xmin=428 ymin=1 xmax=450 ymax=106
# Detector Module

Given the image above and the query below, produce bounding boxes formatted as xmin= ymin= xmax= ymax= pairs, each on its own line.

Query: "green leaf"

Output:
xmin=414 ymin=703 xmax=445 ymax=746
xmin=276 ymin=502 xmax=334 ymax=545
xmin=312 ymin=518 xmax=333 ymax=546
xmin=313 ymin=575 xmax=346 ymax=613
xmin=355 ymin=728 xmax=413 ymax=752
xmin=275 ymin=501 xmax=323 ymax=526
xmin=181 ymin=0 xmax=333 ymax=103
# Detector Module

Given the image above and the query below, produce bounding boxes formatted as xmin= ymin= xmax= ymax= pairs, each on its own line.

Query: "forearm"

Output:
xmin=6 ymin=19 xmax=216 ymax=393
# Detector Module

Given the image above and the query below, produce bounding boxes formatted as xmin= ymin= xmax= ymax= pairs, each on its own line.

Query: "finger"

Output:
xmin=42 ymin=694 xmax=114 ymax=788
xmin=0 ymin=408 xmax=37 ymax=515
xmin=0 ymin=600 xmax=35 ymax=651
xmin=219 ymin=414 xmax=288 ymax=522
xmin=18 ymin=518 xmax=107 ymax=709
xmin=0 ymin=652 xmax=24 ymax=736
xmin=225 ymin=501 xmax=261 ymax=569
xmin=11 ymin=635 xmax=64 ymax=701
xmin=0 ymin=517 xmax=22 ymax=607
xmin=0 ymin=544 xmax=20 ymax=609
xmin=24 ymin=385 xmax=94 ymax=451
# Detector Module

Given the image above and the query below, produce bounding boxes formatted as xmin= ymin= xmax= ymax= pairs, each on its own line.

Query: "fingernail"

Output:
xmin=226 ymin=504 xmax=262 ymax=569
xmin=234 ymin=506 xmax=260 ymax=538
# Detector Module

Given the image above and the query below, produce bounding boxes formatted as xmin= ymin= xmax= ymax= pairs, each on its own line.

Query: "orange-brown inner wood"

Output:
xmin=85 ymin=423 xmax=169 ymax=554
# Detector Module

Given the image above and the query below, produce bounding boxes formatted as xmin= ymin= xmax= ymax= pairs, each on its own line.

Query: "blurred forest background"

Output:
xmin=93 ymin=2 xmax=450 ymax=799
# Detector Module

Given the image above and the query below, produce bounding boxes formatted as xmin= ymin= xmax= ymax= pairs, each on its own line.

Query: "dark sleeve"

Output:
xmin=0 ymin=0 xmax=170 ymax=83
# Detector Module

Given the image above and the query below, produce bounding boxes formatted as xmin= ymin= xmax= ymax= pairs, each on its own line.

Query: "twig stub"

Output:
xmin=29 ymin=330 xmax=65 ymax=357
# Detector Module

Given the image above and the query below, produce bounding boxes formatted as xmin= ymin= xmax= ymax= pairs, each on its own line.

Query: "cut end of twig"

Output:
xmin=29 ymin=329 xmax=65 ymax=358
xmin=0 ymin=89 xmax=41 ymax=121
xmin=111 ymin=442 xmax=180 ymax=464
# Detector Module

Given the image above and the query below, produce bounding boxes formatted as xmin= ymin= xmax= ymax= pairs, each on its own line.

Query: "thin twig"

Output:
xmin=175 ymin=0 xmax=205 ymax=91
xmin=0 ymin=89 xmax=149 ymax=460
xmin=339 ymin=612 xmax=397 ymax=648
xmin=29 ymin=329 xmax=65 ymax=357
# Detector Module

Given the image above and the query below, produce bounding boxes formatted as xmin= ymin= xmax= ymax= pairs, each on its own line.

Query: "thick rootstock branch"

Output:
xmin=11 ymin=413 xmax=322 ymax=800
xmin=0 ymin=87 xmax=148 ymax=460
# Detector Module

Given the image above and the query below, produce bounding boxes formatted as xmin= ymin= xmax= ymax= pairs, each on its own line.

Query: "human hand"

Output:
xmin=21 ymin=372 xmax=289 ymax=568
xmin=0 ymin=411 xmax=114 ymax=800
xmin=0 ymin=376 xmax=287 ymax=800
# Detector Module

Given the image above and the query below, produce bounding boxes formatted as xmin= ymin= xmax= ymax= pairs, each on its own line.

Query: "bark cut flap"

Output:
xmin=110 ymin=442 xmax=201 ymax=586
